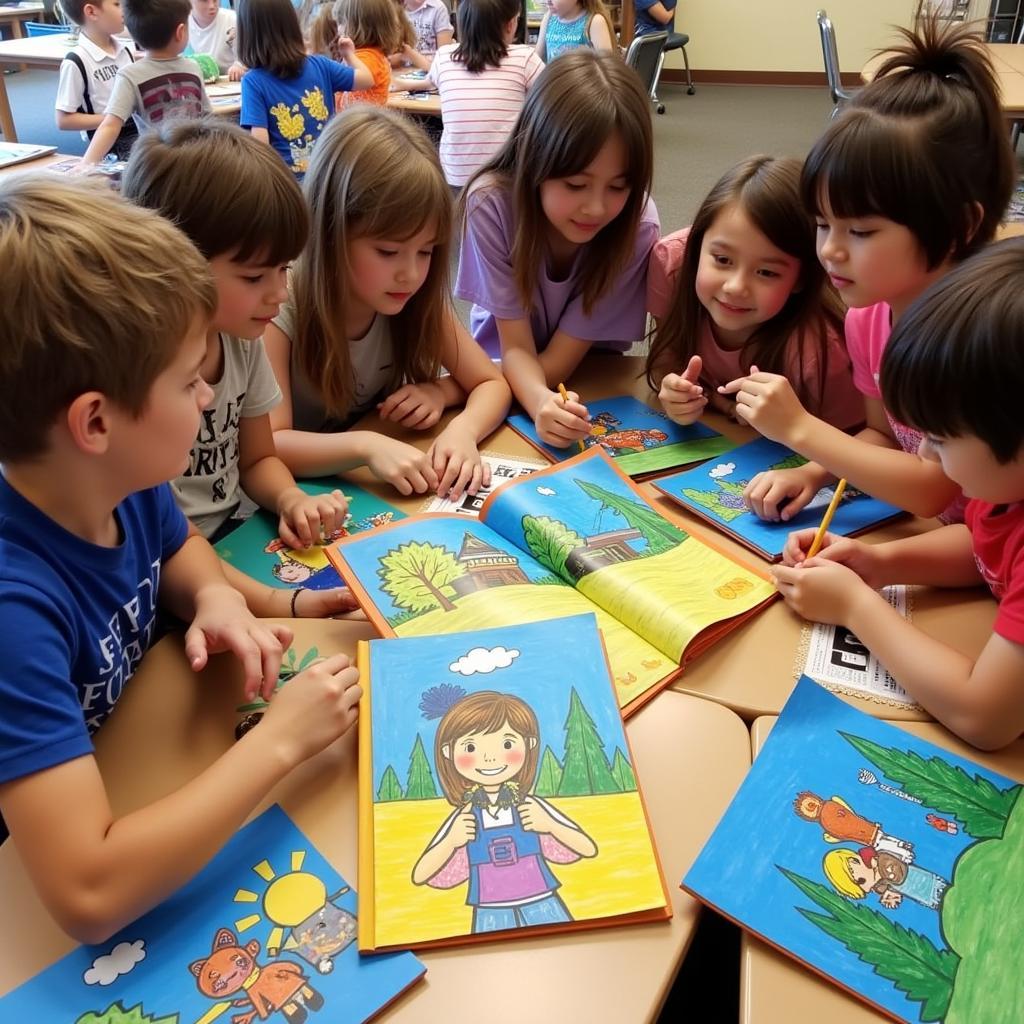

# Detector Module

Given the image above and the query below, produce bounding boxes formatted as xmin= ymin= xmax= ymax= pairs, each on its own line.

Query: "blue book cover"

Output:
xmin=507 ymin=395 xmax=733 ymax=477
xmin=0 ymin=805 xmax=425 ymax=1023
xmin=683 ymin=677 xmax=1023 ymax=1023
xmin=653 ymin=437 xmax=903 ymax=561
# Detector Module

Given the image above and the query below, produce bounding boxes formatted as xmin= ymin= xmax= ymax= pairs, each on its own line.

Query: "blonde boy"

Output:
xmin=0 ymin=178 xmax=361 ymax=943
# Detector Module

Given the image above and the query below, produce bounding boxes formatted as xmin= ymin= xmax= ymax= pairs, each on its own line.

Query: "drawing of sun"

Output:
xmin=233 ymin=850 xmax=324 ymax=951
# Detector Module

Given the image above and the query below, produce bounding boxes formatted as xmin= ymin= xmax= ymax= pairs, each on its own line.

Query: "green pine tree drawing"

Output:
xmin=842 ymin=732 xmax=1021 ymax=839
xmin=558 ymin=687 xmax=619 ymax=796
xmin=534 ymin=746 xmax=564 ymax=796
xmin=405 ymin=734 xmax=439 ymax=799
xmin=76 ymin=1003 xmax=179 ymax=1024
xmin=610 ymin=748 xmax=636 ymax=792
xmin=376 ymin=764 xmax=404 ymax=802
xmin=781 ymin=867 xmax=959 ymax=1023
xmin=574 ymin=479 xmax=688 ymax=554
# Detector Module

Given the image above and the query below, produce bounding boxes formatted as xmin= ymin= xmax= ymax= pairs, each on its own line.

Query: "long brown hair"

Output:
xmin=237 ymin=0 xmax=307 ymax=78
xmin=333 ymin=0 xmax=403 ymax=53
xmin=453 ymin=0 xmax=519 ymax=73
xmin=645 ymin=156 xmax=845 ymax=415
xmin=462 ymin=49 xmax=653 ymax=315
xmin=293 ymin=106 xmax=450 ymax=419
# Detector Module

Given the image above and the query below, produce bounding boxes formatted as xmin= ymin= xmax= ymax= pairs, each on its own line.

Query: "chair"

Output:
xmin=24 ymin=21 xmax=70 ymax=35
xmin=625 ymin=30 xmax=668 ymax=111
xmin=650 ymin=21 xmax=694 ymax=115
xmin=817 ymin=9 xmax=856 ymax=118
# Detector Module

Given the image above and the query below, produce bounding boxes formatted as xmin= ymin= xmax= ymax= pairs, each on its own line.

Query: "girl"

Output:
xmin=264 ymin=106 xmax=511 ymax=500
xmin=644 ymin=155 xmax=861 ymax=433
xmin=720 ymin=20 xmax=1015 ymax=525
xmin=392 ymin=0 xmax=452 ymax=71
xmin=395 ymin=0 xmax=544 ymax=188
xmin=411 ymin=689 xmax=597 ymax=932
xmin=332 ymin=0 xmax=404 ymax=106
xmin=535 ymin=0 xmax=615 ymax=62
xmin=455 ymin=49 xmax=658 ymax=448
xmin=237 ymin=0 xmax=372 ymax=177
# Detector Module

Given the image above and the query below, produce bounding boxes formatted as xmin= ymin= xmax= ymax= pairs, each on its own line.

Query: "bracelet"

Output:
xmin=290 ymin=587 xmax=306 ymax=617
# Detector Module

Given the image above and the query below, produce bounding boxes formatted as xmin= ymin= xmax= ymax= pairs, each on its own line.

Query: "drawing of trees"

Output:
xmin=535 ymin=746 xmax=564 ymax=797
xmin=611 ymin=748 xmax=636 ymax=792
xmin=405 ymin=734 xmax=439 ymax=799
xmin=377 ymin=542 xmax=465 ymax=616
xmin=522 ymin=515 xmax=584 ymax=579
xmin=559 ymin=687 xmax=619 ymax=796
xmin=575 ymin=479 xmax=687 ymax=554
xmin=76 ymin=1004 xmax=179 ymax=1024
xmin=377 ymin=765 xmax=404 ymax=802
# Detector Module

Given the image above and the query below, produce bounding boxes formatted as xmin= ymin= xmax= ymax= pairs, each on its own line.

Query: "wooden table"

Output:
xmin=741 ymin=715 xmax=1024 ymax=1023
xmin=388 ymin=88 xmax=441 ymax=116
xmin=0 ymin=3 xmax=44 ymax=40
xmin=0 ymin=619 xmax=753 ymax=1023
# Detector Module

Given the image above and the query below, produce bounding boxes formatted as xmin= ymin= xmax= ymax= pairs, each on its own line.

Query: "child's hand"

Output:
xmin=335 ymin=33 xmax=356 ymax=60
xmin=257 ymin=652 xmax=361 ymax=765
xmin=771 ymin=558 xmax=870 ymax=624
xmin=744 ymin=462 xmax=831 ymax=522
xmin=536 ymin=389 xmax=590 ymax=448
xmin=227 ymin=61 xmax=246 ymax=81
xmin=276 ymin=486 xmax=349 ymax=550
xmin=186 ymin=587 xmax=293 ymax=702
xmin=717 ymin=367 xmax=809 ymax=443
xmin=378 ymin=382 xmax=446 ymax=430
xmin=447 ymin=804 xmax=478 ymax=848
xmin=518 ymin=796 xmax=557 ymax=834
xmin=367 ymin=435 xmax=440 ymax=495
xmin=291 ymin=586 xmax=360 ymax=618
xmin=428 ymin=423 xmax=490 ymax=501
xmin=782 ymin=530 xmax=885 ymax=588
xmin=658 ymin=355 xmax=707 ymax=425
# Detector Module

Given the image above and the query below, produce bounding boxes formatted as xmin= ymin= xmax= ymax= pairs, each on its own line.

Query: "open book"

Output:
xmin=328 ymin=447 xmax=775 ymax=714
xmin=653 ymin=437 xmax=904 ymax=561
xmin=356 ymin=616 xmax=671 ymax=952
xmin=0 ymin=805 xmax=424 ymax=1023
xmin=683 ymin=678 xmax=1022 ymax=1023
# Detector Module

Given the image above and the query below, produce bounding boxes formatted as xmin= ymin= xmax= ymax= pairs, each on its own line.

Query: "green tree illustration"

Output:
xmin=377 ymin=542 xmax=465 ymax=616
xmin=575 ymin=479 xmax=688 ymax=554
xmin=842 ymin=732 xmax=1021 ymax=839
xmin=76 ymin=1003 xmax=179 ymax=1024
xmin=558 ymin=688 xmax=619 ymax=796
xmin=768 ymin=453 xmax=808 ymax=471
xmin=781 ymin=867 xmax=959 ymax=1022
xmin=376 ymin=764 xmax=404 ymax=802
xmin=610 ymin=747 xmax=636 ymax=792
xmin=534 ymin=746 xmax=564 ymax=796
xmin=405 ymin=734 xmax=439 ymax=799
xmin=522 ymin=515 xmax=585 ymax=581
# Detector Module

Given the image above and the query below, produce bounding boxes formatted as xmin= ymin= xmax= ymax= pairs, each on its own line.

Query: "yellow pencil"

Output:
xmin=806 ymin=479 xmax=847 ymax=559
xmin=557 ymin=382 xmax=586 ymax=453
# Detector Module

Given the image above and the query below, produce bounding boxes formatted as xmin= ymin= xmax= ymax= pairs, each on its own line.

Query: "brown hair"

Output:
xmin=0 ymin=177 xmax=216 ymax=462
xmin=123 ymin=0 xmax=189 ymax=50
xmin=293 ymin=105 xmax=450 ymax=418
xmin=463 ymin=49 xmax=653 ymax=314
xmin=453 ymin=0 xmax=519 ymax=73
xmin=434 ymin=691 xmax=540 ymax=805
xmin=121 ymin=118 xmax=309 ymax=265
xmin=645 ymin=156 xmax=845 ymax=414
xmin=333 ymin=0 xmax=403 ymax=53
xmin=802 ymin=18 xmax=1015 ymax=268
xmin=237 ymin=0 xmax=308 ymax=78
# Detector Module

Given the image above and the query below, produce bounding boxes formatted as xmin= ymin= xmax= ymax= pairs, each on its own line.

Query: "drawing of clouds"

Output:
xmin=83 ymin=940 xmax=146 ymax=986
xmin=536 ymin=486 xmax=556 ymax=496
xmin=708 ymin=462 xmax=736 ymax=480
xmin=450 ymin=646 xmax=521 ymax=675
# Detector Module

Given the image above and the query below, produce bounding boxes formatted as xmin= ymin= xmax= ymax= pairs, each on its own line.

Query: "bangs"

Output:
xmin=351 ymin=165 xmax=452 ymax=243
xmin=228 ymin=187 xmax=309 ymax=265
xmin=528 ymin=100 xmax=644 ymax=182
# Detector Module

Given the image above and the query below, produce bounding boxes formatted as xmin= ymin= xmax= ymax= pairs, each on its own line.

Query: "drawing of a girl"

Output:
xmin=411 ymin=688 xmax=597 ymax=933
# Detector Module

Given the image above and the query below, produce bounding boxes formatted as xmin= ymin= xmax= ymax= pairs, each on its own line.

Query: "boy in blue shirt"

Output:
xmin=0 ymin=177 xmax=361 ymax=943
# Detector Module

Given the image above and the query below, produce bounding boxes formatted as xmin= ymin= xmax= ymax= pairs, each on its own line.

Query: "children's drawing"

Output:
xmin=654 ymin=437 xmax=903 ymax=561
xmin=507 ymin=394 xmax=732 ymax=477
xmin=423 ymin=454 xmax=545 ymax=516
xmin=75 ymin=1004 xmax=179 ymax=1024
xmin=359 ymin=616 xmax=670 ymax=950
xmin=684 ymin=677 xmax=1024 ymax=1023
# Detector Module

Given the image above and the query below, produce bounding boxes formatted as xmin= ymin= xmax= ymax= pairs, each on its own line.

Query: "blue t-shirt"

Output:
xmin=240 ymin=55 xmax=356 ymax=177
xmin=0 ymin=476 xmax=188 ymax=787
xmin=633 ymin=0 xmax=675 ymax=36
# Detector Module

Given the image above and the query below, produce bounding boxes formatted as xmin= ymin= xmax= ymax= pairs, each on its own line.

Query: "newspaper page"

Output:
xmin=423 ymin=453 xmax=545 ymax=516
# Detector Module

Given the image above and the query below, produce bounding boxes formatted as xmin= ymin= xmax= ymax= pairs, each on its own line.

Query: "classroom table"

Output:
xmin=0 ymin=3 xmax=45 ymax=40
xmin=740 ymin=715 xmax=1024 ymax=1024
xmin=387 ymin=89 xmax=442 ymax=116
xmin=0 ymin=619 xmax=754 ymax=1023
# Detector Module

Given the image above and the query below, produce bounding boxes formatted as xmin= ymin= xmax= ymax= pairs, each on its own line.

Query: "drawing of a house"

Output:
xmin=450 ymin=533 xmax=530 ymax=596
xmin=565 ymin=528 xmax=643 ymax=579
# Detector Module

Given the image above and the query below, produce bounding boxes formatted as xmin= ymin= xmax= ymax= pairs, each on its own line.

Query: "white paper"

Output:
xmin=423 ymin=454 xmax=544 ymax=516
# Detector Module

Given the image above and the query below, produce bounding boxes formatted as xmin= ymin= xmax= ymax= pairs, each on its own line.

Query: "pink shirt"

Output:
xmin=965 ymin=500 xmax=1024 ymax=645
xmin=647 ymin=228 xmax=864 ymax=432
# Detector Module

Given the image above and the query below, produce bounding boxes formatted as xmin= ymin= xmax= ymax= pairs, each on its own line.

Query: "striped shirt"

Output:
xmin=428 ymin=43 xmax=544 ymax=187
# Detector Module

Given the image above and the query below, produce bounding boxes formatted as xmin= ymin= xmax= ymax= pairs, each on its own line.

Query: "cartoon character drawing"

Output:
xmin=411 ymin=689 xmax=597 ymax=933
xmin=794 ymin=791 xmax=914 ymax=862
xmin=265 ymin=530 xmax=347 ymax=591
xmin=582 ymin=411 xmax=670 ymax=456
xmin=925 ymin=813 xmax=959 ymax=835
xmin=823 ymin=847 xmax=949 ymax=911
xmin=190 ymin=928 xmax=323 ymax=1024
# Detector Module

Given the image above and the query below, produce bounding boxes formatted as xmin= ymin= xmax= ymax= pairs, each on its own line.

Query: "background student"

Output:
xmin=187 ymin=0 xmax=245 ymax=79
xmin=393 ymin=0 xmax=452 ymax=71
xmin=535 ymin=0 xmax=614 ymax=62
xmin=333 ymin=0 xmax=404 ymax=106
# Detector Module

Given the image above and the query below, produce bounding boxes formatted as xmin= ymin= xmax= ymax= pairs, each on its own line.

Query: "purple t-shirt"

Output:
xmin=455 ymin=184 xmax=660 ymax=358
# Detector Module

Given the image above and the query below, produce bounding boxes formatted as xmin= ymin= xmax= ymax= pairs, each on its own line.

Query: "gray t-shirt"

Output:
xmin=173 ymin=334 xmax=281 ymax=538
xmin=273 ymin=296 xmax=395 ymax=432
xmin=105 ymin=54 xmax=211 ymax=131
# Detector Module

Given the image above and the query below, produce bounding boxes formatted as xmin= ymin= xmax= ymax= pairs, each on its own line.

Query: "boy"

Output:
xmin=82 ymin=0 xmax=211 ymax=165
xmin=121 ymin=118 xmax=354 ymax=618
xmin=773 ymin=239 xmax=1024 ymax=751
xmin=54 ymin=0 xmax=139 ymax=159
xmin=0 ymin=177 xmax=361 ymax=943
xmin=188 ymin=0 xmax=245 ymax=79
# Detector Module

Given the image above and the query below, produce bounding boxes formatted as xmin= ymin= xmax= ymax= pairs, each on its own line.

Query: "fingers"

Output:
xmin=681 ymin=354 xmax=703 ymax=384
xmin=184 ymin=624 xmax=209 ymax=672
xmin=781 ymin=528 xmax=821 ymax=566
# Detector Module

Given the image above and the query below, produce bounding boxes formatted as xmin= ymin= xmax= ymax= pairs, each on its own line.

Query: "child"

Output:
xmin=188 ymin=0 xmax=245 ymax=79
xmin=394 ymin=0 xmax=452 ymax=71
xmin=81 ymin=0 xmax=211 ymax=165
xmin=396 ymin=0 xmax=543 ymax=188
xmin=237 ymin=0 xmax=372 ymax=177
xmin=332 ymin=0 xmax=403 ymax=107
xmin=773 ymin=239 xmax=1024 ymax=751
xmin=121 ymin=118 xmax=355 ymax=619
xmin=644 ymin=156 xmax=861 ymax=432
xmin=535 ymin=0 xmax=614 ymax=62
xmin=54 ymin=0 xmax=139 ymax=160
xmin=455 ymin=49 xmax=658 ymax=448
xmin=264 ymin=106 xmax=511 ymax=500
xmin=719 ymin=20 xmax=1015 ymax=525
xmin=0 ymin=177 xmax=362 ymax=940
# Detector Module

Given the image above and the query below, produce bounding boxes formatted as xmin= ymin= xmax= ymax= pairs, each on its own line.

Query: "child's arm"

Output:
xmin=219 ymin=560 xmax=358 ymax=618
xmin=587 ymin=12 xmax=614 ymax=51
xmin=392 ymin=62 xmax=435 ymax=89
xmin=335 ymin=34 xmax=374 ymax=90
xmin=56 ymin=110 xmax=104 ymax=132
xmin=534 ymin=11 xmax=549 ymax=58
xmin=397 ymin=44 xmax=432 ymax=73
xmin=80 ymin=114 xmax=125 ymax=164
xmin=55 ymin=58 xmax=103 ymax=133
